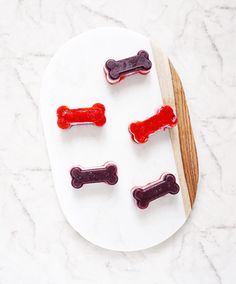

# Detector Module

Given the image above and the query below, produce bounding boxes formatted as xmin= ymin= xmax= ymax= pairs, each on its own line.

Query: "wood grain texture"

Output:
xmin=169 ymin=62 xmax=199 ymax=206
xmin=151 ymin=42 xmax=198 ymax=214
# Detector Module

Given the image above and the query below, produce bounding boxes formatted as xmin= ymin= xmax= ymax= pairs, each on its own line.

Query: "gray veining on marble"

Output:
xmin=0 ymin=0 xmax=235 ymax=283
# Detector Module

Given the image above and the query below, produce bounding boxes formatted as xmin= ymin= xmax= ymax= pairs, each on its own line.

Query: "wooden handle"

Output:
xmin=169 ymin=62 xmax=199 ymax=206
xmin=151 ymin=42 xmax=199 ymax=214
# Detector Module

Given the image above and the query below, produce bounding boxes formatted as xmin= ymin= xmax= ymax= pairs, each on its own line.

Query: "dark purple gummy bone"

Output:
xmin=133 ymin=173 xmax=180 ymax=209
xmin=105 ymin=50 xmax=152 ymax=81
xmin=70 ymin=162 xmax=118 ymax=189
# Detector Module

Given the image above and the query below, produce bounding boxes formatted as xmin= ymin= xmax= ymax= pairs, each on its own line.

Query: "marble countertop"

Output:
xmin=0 ymin=0 xmax=235 ymax=283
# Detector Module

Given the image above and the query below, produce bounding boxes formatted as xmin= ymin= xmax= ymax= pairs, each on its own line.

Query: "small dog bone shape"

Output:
xmin=129 ymin=105 xmax=177 ymax=144
xmin=104 ymin=50 xmax=152 ymax=84
xmin=70 ymin=162 xmax=118 ymax=189
xmin=57 ymin=103 xmax=106 ymax=129
xmin=133 ymin=173 xmax=180 ymax=209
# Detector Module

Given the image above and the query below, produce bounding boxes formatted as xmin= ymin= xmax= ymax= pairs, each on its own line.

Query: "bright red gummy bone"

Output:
xmin=129 ymin=105 xmax=177 ymax=144
xmin=57 ymin=103 xmax=106 ymax=129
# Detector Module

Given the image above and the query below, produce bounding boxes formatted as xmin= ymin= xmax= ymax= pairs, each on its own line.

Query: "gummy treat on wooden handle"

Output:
xmin=133 ymin=173 xmax=180 ymax=209
xmin=129 ymin=105 xmax=177 ymax=144
xmin=57 ymin=103 xmax=106 ymax=129
xmin=104 ymin=50 xmax=152 ymax=84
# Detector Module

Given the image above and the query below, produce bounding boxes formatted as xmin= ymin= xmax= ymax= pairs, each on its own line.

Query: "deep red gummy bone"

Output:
xmin=129 ymin=105 xmax=178 ymax=144
xmin=57 ymin=103 xmax=106 ymax=129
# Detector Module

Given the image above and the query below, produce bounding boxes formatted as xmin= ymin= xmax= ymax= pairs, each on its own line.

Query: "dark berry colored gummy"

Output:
xmin=70 ymin=162 xmax=118 ymax=189
xmin=104 ymin=50 xmax=152 ymax=84
xmin=133 ymin=173 xmax=180 ymax=209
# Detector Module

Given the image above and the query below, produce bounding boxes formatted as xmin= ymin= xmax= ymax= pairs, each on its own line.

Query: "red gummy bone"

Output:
xmin=57 ymin=103 xmax=106 ymax=129
xmin=129 ymin=105 xmax=177 ymax=144
xmin=133 ymin=173 xmax=180 ymax=209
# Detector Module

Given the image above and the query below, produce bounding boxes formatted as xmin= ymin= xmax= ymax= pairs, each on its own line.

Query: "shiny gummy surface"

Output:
xmin=129 ymin=105 xmax=178 ymax=144
xmin=133 ymin=173 xmax=180 ymax=209
xmin=57 ymin=103 xmax=106 ymax=129
xmin=104 ymin=50 xmax=152 ymax=83
xmin=70 ymin=162 xmax=118 ymax=189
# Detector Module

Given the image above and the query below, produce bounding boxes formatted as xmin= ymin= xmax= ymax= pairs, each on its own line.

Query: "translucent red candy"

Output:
xmin=133 ymin=173 xmax=180 ymax=209
xmin=70 ymin=162 xmax=118 ymax=189
xmin=104 ymin=50 xmax=152 ymax=84
xmin=129 ymin=105 xmax=178 ymax=144
xmin=57 ymin=103 xmax=106 ymax=129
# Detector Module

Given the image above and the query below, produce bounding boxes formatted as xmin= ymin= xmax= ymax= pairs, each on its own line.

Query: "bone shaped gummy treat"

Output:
xmin=70 ymin=162 xmax=118 ymax=189
xmin=133 ymin=173 xmax=180 ymax=209
xmin=129 ymin=105 xmax=177 ymax=144
xmin=104 ymin=50 xmax=152 ymax=84
xmin=57 ymin=103 xmax=106 ymax=129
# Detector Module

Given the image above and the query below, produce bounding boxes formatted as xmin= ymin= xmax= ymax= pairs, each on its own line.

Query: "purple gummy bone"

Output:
xmin=133 ymin=173 xmax=180 ymax=209
xmin=105 ymin=50 xmax=152 ymax=81
xmin=104 ymin=163 xmax=119 ymax=185
xmin=70 ymin=162 xmax=118 ymax=189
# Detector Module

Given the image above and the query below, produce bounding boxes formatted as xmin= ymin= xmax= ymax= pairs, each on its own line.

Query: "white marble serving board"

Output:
xmin=40 ymin=27 xmax=186 ymax=251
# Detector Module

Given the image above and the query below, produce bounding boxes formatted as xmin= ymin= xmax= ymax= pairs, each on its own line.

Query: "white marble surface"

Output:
xmin=0 ymin=0 xmax=235 ymax=283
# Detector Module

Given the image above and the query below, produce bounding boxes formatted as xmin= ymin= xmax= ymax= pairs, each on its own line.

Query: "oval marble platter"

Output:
xmin=40 ymin=27 xmax=198 ymax=251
